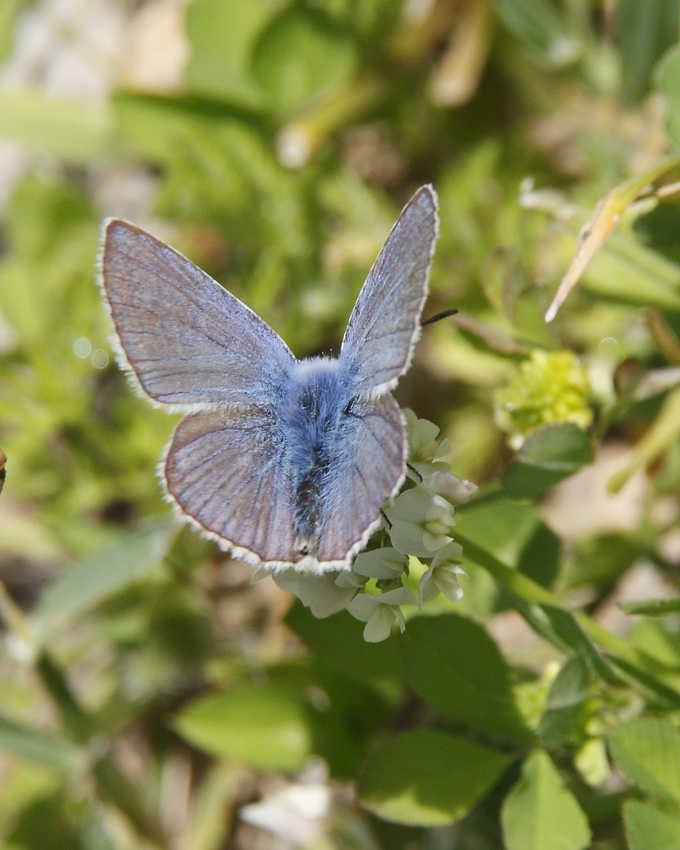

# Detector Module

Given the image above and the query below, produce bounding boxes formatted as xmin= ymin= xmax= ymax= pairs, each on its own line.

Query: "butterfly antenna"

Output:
xmin=421 ymin=308 xmax=458 ymax=327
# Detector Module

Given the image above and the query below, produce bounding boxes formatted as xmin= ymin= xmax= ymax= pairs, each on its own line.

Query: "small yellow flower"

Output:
xmin=494 ymin=350 xmax=593 ymax=448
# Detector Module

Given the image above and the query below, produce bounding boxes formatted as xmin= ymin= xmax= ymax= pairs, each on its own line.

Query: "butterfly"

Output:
xmin=99 ymin=185 xmax=439 ymax=573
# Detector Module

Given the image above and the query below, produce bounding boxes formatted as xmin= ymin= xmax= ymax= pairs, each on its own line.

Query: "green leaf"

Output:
xmin=6 ymin=790 xmax=81 ymax=848
xmin=501 ymin=750 xmax=591 ymax=850
xmin=286 ymin=605 xmax=403 ymax=695
xmin=538 ymin=656 xmax=590 ymax=747
xmin=0 ymin=90 xmax=115 ymax=162
xmin=112 ymin=93 xmax=244 ymax=166
xmin=359 ymin=730 xmax=509 ymax=826
xmin=656 ymin=45 xmax=680 ymax=149
xmin=35 ymin=520 xmax=174 ymax=643
xmin=0 ymin=710 xmax=79 ymax=771
xmin=616 ymin=0 xmax=679 ymax=103
xmin=112 ymin=94 xmax=305 ymax=260
xmin=621 ymin=597 xmax=680 ymax=616
xmin=583 ymin=228 xmax=680 ymax=312
xmin=563 ymin=533 xmax=639 ymax=589
xmin=629 ymin=619 xmax=680 ymax=692
xmin=608 ymin=387 xmax=680 ymax=494
xmin=402 ymin=613 xmax=532 ymax=742
xmin=174 ymin=687 xmax=313 ymax=771
xmin=538 ymin=605 xmax=618 ymax=682
xmin=455 ymin=489 xmax=559 ymax=589
xmin=185 ymin=0 xmax=279 ymax=104
xmin=609 ymin=717 xmax=680 ymax=805
xmin=251 ymin=5 xmax=357 ymax=113
xmin=490 ymin=0 xmax=582 ymax=67
xmin=0 ymin=176 xmax=97 ymax=349
xmin=502 ymin=423 xmax=593 ymax=500
xmin=623 ymin=800 xmax=680 ymax=850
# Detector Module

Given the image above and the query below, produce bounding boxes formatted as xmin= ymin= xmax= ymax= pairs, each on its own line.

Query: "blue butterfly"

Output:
xmin=99 ymin=186 xmax=439 ymax=573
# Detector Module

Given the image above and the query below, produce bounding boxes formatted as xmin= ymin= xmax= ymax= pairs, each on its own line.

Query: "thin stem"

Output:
xmin=35 ymin=652 xmax=166 ymax=845
xmin=457 ymin=533 xmax=680 ymax=705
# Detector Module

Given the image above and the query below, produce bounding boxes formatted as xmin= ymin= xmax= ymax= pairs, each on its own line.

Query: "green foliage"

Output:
xmin=623 ymin=800 xmax=680 ymax=850
xmin=359 ymin=729 xmax=510 ymax=825
xmin=35 ymin=520 xmax=175 ymax=644
xmin=501 ymin=750 xmax=591 ymax=850
xmin=501 ymin=423 xmax=594 ymax=499
xmin=2 ymin=1 xmax=680 ymax=848
xmin=610 ymin=718 xmax=680 ymax=805
xmin=537 ymin=656 xmax=592 ymax=748
xmin=657 ymin=45 xmax=680 ymax=149
xmin=401 ymin=612 xmax=532 ymax=742
xmin=175 ymin=686 xmax=316 ymax=771
xmin=250 ymin=5 xmax=357 ymax=113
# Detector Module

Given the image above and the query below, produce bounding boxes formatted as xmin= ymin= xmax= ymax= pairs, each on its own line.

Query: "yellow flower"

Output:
xmin=494 ymin=350 xmax=593 ymax=448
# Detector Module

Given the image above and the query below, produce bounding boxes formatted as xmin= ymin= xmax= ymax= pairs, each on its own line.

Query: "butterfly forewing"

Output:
xmin=340 ymin=186 xmax=438 ymax=397
xmin=165 ymin=408 xmax=298 ymax=564
xmin=101 ymin=220 xmax=295 ymax=409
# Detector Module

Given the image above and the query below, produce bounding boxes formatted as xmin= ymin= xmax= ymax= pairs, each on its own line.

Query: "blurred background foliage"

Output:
xmin=1 ymin=0 xmax=680 ymax=848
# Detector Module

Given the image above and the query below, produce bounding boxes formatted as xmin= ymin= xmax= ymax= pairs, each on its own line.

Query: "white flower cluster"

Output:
xmin=273 ymin=411 xmax=476 ymax=642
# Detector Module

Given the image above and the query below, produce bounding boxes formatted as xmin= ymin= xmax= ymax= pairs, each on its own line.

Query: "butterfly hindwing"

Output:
xmin=165 ymin=374 xmax=405 ymax=570
xmin=317 ymin=394 xmax=406 ymax=563
xmin=100 ymin=220 xmax=295 ymax=410
xmin=164 ymin=407 xmax=298 ymax=565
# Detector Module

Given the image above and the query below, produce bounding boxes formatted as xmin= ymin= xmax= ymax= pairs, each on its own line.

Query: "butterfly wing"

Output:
xmin=164 ymin=407 xmax=299 ymax=565
xmin=317 ymin=394 xmax=406 ymax=564
xmin=339 ymin=186 xmax=438 ymax=397
xmin=165 ymin=391 xmax=405 ymax=572
xmin=100 ymin=219 xmax=295 ymax=409
xmin=103 ymin=190 xmax=437 ymax=570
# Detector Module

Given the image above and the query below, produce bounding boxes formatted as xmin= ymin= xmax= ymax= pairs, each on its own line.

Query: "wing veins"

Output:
xmin=111 ymin=299 xmax=263 ymax=366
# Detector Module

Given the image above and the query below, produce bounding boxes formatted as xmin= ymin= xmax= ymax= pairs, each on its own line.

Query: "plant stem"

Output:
xmin=457 ymin=533 xmax=680 ymax=706
xmin=36 ymin=652 xmax=166 ymax=846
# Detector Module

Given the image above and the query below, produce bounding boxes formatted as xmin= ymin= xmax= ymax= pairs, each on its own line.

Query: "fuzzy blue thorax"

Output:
xmin=281 ymin=357 xmax=356 ymax=556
